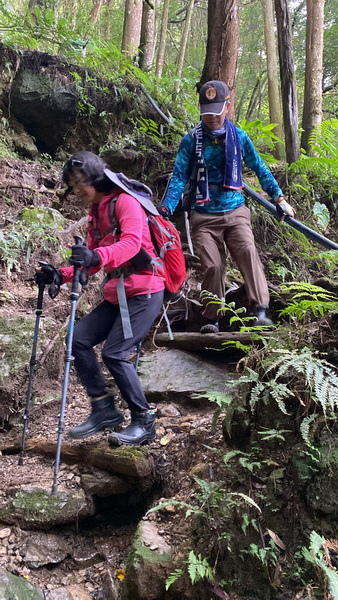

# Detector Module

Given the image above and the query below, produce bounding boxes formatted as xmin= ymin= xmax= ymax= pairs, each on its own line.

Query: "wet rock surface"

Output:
xmin=20 ymin=532 xmax=70 ymax=568
xmin=139 ymin=348 xmax=232 ymax=403
xmin=0 ymin=487 xmax=95 ymax=530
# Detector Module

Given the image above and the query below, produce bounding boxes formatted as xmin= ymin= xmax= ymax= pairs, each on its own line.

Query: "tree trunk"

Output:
xmin=274 ymin=0 xmax=300 ymax=163
xmin=301 ymin=0 xmax=325 ymax=153
xmin=121 ymin=0 xmax=144 ymax=60
xmin=69 ymin=0 xmax=79 ymax=28
xmin=245 ymin=73 xmax=267 ymax=120
xmin=261 ymin=0 xmax=284 ymax=158
xmin=176 ymin=0 xmax=195 ymax=80
xmin=200 ymin=0 xmax=240 ymax=111
xmin=103 ymin=0 xmax=113 ymax=37
xmin=90 ymin=0 xmax=105 ymax=23
xmin=139 ymin=0 xmax=156 ymax=71
xmin=155 ymin=0 xmax=170 ymax=77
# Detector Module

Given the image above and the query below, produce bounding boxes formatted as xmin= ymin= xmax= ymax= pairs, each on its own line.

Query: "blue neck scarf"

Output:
xmin=192 ymin=117 xmax=243 ymax=205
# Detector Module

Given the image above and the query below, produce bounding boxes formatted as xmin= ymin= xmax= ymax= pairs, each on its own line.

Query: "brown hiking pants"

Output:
xmin=190 ymin=204 xmax=269 ymax=320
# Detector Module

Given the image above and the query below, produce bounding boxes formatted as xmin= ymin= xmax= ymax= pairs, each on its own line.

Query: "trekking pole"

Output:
xmin=243 ymin=183 xmax=338 ymax=251
xmin=51 ymin=236 xmax=84 ymax=495
xmin=18 ymin=275 xmax=46 ymax=466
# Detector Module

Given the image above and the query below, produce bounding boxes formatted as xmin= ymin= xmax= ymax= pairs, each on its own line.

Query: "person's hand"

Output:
xmin=35 ymin=263 xmax=62 ymax=286
xmin=276 ymin=197 xmax=295 ymax=220
xmin=69 ymin=244 xmax=101 ymax=267
xmin=158 ymin=205 xmax=171 ymax=219
xmin=35 ymin=262 xmax=62 ymax=298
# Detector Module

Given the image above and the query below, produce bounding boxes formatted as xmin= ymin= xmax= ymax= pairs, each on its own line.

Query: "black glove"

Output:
xmin=69 ymin=245 xmax=101 ymax=268
xmin=35 ymin=262 xmax=62 ymax=299
xmin=158 ymin=205 xmax=171 ymax=219
xmin=35 ymin=263 xmax=62 ymax=286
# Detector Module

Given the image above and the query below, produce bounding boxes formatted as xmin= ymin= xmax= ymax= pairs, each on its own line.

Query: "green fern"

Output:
xmin=302 ymin=531 xmax=338 ymax=600
xmin=278 ymin=282 xmax=338 ymax=322
xmin=308 ymin=120 xmax=338 ymax=159
xmin=187 ymin=551 xmax=214 ymax=585
xmin=165 ymin=569 xmax=184 ymax=590
xmin=299 ymin=414 xmax=319 ymax=444
xmin=264 ymin=347 xmax=338 ymax=414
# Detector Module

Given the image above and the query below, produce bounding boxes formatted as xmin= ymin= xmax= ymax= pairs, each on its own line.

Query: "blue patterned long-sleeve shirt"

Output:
xmin=163 ymin=124 xmax=283 ymax=214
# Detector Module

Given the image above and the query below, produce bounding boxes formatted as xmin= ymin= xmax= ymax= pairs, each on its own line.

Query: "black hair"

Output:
xmin=63 ymin=151 xmax=115 ymax=193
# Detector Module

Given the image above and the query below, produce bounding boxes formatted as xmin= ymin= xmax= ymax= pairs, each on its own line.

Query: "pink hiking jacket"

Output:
xmin=60 ymin=190 xmax=165 ymax=304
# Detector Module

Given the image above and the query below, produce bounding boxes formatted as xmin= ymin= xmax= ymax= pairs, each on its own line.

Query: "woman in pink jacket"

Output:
xmin=36 ymin=151 xmax=165 ymax=446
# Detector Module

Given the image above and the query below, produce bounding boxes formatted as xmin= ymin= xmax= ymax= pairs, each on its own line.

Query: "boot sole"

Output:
xmin=68 ymin=415 xmax=124 ymax=440
xmin=109 ymin=432 xmax=156 ymax=447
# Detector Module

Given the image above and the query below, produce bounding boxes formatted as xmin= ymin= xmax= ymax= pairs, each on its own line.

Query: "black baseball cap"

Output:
xmin=199 ymin=80 xmax=231 ymax=115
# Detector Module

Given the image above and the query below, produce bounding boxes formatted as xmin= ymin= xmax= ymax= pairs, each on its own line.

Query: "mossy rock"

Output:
xmin=0 ymin=487 xmax=95 ymax=530
xmin=0 ymin=314 xmax=56 ymax=384
xmin=122 ymin=520 xmax=172 ymax=600
xmin=0 ymin=567 xmax=44 ymax=599
xmin=20 ymin=206 xmax=65 ymax=229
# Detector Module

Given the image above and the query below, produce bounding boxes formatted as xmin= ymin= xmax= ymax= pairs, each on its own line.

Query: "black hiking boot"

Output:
xmin=108 ymin=410 xmax=156 ymax=446
xmin=200 ymin=320 xmax=219 ymax=334
xmin=68 ymin=394 xmax=124 ymax=440
xmin=251 ymin=305 xmax=273 ymax=326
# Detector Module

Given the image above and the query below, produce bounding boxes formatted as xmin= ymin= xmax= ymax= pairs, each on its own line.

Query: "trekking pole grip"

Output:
xmin=73 ymin=235 xmax=85 ymax=247
xmin=71 ymin=235 xmax=85 ymax=293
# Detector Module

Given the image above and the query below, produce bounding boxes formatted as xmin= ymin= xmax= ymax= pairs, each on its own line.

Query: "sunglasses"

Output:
xmin=67 ymin=158 xmax=84 ymax=168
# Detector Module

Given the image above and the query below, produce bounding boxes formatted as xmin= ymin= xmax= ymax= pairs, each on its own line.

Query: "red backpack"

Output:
xmin=147 ymin=214 xmax=186 ymax=294
xmin=105 ymin=170 xmax=186 ymax=296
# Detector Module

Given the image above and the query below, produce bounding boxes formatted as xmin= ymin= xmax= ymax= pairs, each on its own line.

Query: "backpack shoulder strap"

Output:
xmin=102 ymin=194 xmax=120 ymax=237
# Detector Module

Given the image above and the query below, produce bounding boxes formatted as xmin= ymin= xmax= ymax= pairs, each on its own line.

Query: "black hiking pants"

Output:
xmin=72 ymin=291 xmax=164 ymax=412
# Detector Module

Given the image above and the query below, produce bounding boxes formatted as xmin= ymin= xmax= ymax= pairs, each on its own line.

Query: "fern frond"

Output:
xmin=300 ymin=414 xmax=318 ymax=443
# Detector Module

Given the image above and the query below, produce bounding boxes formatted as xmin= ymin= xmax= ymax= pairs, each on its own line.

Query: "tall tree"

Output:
xmin=155 ymin=0 xmax=170 ymax=77
xmin=301 ymin=0 xmax=325 ymax=153
xmin=245 ymin=72 xmax=267 ymax=120
xmin=121 ymin=0 xmax=143 ymax=59
xmin=274 ymin=0 xmax=300 ymax=162
xmin=261 ymin=0 xmax=284 ymax=157
xmin=200 ymin=0 xmax=240 ymax=108
xmin=176 ymin=0 xmax=195 ymax=80
xmin=90 ymin=0 xmax=105 ymax=23
xmin=139 ymin=0 xmax=156 ymax=71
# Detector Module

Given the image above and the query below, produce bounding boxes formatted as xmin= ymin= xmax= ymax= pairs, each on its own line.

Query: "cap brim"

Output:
xmin=199 ymin=101 xmax=226 ymax=116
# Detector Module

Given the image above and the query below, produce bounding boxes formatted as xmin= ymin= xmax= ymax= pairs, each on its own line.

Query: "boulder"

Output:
xmin=139 ymin=348 xmax=233 ymax=404
xmin=122 ymin=520 xmax=172 ymax=600
xmin=0 ymin=314 xmax=57 ymax=421
xmin=80 ymin=468 xmax=133 ymax=497
xmin=20 ymin=206 xmax=66 ymax=230
xmin=46 ymin=585 xmax=92 ymax=600
xmin=0 ymin=487 xmax=95 ymax=529
xmin=101 ymin=570 xmax=120 ymax=600
xmin=10 ymin=70 xmax=76 ymax=155
xmin=0 ymin=567 xmax=44 ymax=599
xmin=21 ymin=532 xmax=69 ymax=568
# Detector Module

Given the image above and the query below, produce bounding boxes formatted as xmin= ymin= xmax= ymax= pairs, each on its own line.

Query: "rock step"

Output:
xmin=25 ymin=440 xmax=154 ymax=478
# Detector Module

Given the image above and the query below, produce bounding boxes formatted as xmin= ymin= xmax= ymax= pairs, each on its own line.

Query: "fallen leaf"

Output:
xmin=266 ymin=529 xmax=286 ymax=550
xmin=160 ymin=431 xmax=175 ymax=446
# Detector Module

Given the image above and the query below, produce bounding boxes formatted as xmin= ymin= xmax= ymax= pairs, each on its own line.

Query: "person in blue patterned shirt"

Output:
xmin=160 ymin=80 xmax=295 ymax=333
